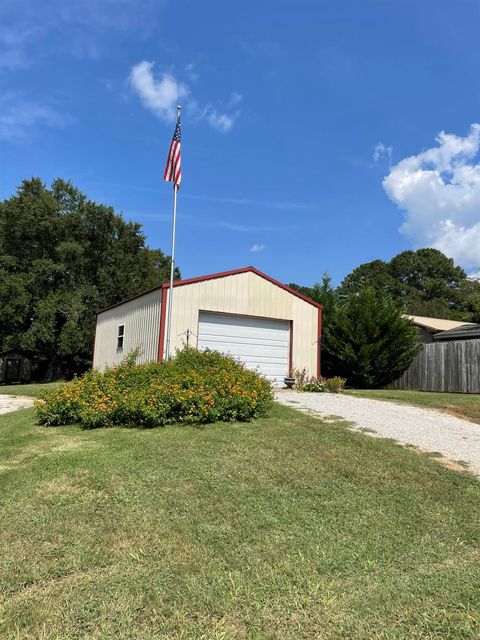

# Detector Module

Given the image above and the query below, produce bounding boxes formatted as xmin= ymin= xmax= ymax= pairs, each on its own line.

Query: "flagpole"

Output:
xmin=164 ymin=105 xmax=181 ymax=361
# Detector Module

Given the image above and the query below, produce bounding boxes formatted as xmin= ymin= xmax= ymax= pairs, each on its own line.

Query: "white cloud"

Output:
xmin=185 ymin=193 xmax=314 ymax=210
xmin=228 ymin=91 xmax=243 ymax=107
xmin=93 ymin=183 xmax=312 ymax=213
xmin=221 ymin=223 xmax=266 ymax=232
xmin=53 ymin=0 xmax=161 ymax=33
xmin=250 ymin=243 xmax=265 ymax=252
xmin=129 ymin=60 xmax=241 ymax=132
xmin=383 ymin=124 xmax=480 ymax=269
xmin=373 ymin=142 xmax=392 ymax=165
xmin=128 ymin=61 xmax=189 ymax=123
xmin=0 ymin=25 xmax=37 ymax=71
xmin=206 ymin=109 xmax=235 ymax=133
xmin=185 ymin=63 xmax=198 ymax=82
xmin=467 ymin=270 xmax=480 ymax=282
xmin=0 ymin=1 xmax=161 ymax=64
xmin=0 ymin=93 xmax=72 ymax=141
xmin=0 ymin=47 xmax=29 ymax=71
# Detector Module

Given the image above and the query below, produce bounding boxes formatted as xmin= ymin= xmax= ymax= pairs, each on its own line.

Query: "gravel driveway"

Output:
xmin=0 ymin=395 xmax=35 ymax=415
xmin=275 ymin=391 xmax=480 ymax=476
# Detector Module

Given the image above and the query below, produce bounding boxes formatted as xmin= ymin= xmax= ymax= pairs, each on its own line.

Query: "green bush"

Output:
xmin=35 ymin=348 xmax=273 ymax=428
xmin=323 ymin=286 xmax=421 ymax=388
xmin=325 ymin=376 xmax=346 ymax=393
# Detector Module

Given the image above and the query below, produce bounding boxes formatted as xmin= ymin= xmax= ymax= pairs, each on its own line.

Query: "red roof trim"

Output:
xmin=97 ymin=266 xmax=322 ymax=314
xmin=96 ymin=285 xmax=164 ymax=314
xmin=167 ymin=266 xmax=322 ymax=309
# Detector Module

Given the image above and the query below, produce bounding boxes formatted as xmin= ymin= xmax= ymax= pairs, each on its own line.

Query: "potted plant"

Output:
xmin=284 ymin=369 xmax=296 ymax=389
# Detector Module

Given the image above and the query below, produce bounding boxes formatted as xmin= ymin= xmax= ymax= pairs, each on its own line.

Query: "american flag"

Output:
xmin=163 ymin=114 xmax=182 ymax=188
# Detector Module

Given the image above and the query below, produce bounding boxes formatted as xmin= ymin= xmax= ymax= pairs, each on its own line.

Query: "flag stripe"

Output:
xmin=163 ymin=118 xmax=182 ymax=188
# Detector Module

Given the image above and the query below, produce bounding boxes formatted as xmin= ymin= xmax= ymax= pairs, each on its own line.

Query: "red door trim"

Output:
xmin=289 ymin=320 xmax=293 ymax=374
xmin=91 ymin=322 xmax=97 ymax=368
xmin=157 ymin=286 xmax=168 ymax=362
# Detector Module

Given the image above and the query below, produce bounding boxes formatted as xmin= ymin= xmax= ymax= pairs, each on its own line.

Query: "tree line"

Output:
xmin=289 ymin=249 xmax=480 ymax=387
xmin=0 ymin=178 xmax=179 ymax=379
xmin=2 ymin=179 xmax=479 ymax=386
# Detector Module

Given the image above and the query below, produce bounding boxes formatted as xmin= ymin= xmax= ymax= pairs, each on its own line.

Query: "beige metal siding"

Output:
xmin=166 ymin=271 xmax=318 ymax=376
xmin=93 ymin=289 xmax=162 ymax=371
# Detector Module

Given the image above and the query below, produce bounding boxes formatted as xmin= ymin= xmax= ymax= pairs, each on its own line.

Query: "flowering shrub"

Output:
xmin=295 ymin=375 xmax=346 ymax=393
xmin=35 ymin=348 xmax=273 ymax=428
xmin=302 ymin=377 xmax=327 ymax=392
xmin=325 ymin=376 xmax=346 ymax=393
xmin=291 ymin=368 xmax=309 ymax=390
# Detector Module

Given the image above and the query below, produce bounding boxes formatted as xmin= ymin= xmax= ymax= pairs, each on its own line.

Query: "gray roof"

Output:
xmin=433 ymin=323 xmax=480 ymax=341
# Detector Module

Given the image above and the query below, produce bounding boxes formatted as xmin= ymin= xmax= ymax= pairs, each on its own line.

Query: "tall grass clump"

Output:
xmin=35 ymin=348 xmax=273 ymax=429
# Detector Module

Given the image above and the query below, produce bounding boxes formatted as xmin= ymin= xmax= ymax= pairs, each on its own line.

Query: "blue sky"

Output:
xmin=1 ymin=0 xmax=480 ymax=285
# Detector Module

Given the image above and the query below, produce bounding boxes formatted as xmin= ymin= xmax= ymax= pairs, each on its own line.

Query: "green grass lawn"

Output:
xmin=1 ymin=404 xmax=480 ymax=639
xmin=346 ymin=389 xmax=480 ymax=424
xmin=0 ymin=381 xmax=60 ymax=398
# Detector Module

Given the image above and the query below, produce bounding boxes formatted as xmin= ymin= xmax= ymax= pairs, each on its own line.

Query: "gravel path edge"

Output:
xmin=275 ymin=390 xmax=480 ymax=477
xmin=0 ymin=395 xmax=35 ymax=415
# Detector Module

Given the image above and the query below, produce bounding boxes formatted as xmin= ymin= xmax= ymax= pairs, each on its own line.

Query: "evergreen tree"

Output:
xmin=323 ymin=287 xmax=420 ymax=388
xmin=289 ymin=272 xmax=337 ymax=317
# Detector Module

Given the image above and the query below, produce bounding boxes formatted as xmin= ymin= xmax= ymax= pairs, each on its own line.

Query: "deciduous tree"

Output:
xmin=0 ymin=178 xmax=179 ymax=379
xmin=338 ymin=249 xmax=480 ymax=321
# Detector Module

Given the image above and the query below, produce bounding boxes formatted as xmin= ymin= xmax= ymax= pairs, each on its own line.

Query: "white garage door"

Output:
xmin=197 ymin=311 xmax=290 ymax=385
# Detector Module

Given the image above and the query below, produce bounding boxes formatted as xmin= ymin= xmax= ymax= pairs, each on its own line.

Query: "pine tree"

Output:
xmin=323 ymin=287 xmax=420 ymax=388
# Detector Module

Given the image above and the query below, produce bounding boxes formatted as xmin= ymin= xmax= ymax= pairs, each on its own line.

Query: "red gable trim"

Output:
xmin=97 ymin=266 xmax=322 ymax=315
xmin=167 ymin=266 xmax=323 ymax=309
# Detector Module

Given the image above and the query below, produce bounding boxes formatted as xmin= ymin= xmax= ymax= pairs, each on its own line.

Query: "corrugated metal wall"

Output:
xmin=165 ymin=271 xmax=319 ymax=376
xmin=389 ymin=339 xmax=480 ymax=393
xmin=93 ymin=271 xmax=319 ymax=377
xmin=93 ymin=289 xmax=162 ymax=370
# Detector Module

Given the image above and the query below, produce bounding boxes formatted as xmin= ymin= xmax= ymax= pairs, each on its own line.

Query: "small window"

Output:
xmin=117 ymin=325 xmax=125 ymax=349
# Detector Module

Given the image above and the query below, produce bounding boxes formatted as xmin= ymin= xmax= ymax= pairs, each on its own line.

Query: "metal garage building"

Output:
xmin=93 ymin=267 xmax=322 ymax=385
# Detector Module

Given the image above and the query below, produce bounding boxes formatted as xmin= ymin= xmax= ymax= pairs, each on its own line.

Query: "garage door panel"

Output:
xmin=198 ymin=311 xmax=290 ymax=385
xmin=197 ymin=340 xmax=289 ymax=360
xmin=199 ymin=323 xmax=289 ymax=342
xmin=236 ymin=359 xmax=286 ymax=373
xmin=197 ymin=333 xmax=289 ymax=349
xmin=200 ymin=313 xmax=285 ymax=328
xmin=239 ymin=363 xmax=287 ymax=375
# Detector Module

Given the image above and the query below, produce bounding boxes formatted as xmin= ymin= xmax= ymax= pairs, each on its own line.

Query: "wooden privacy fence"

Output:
xmin=389 ymin=339 xmax=480 ymax=393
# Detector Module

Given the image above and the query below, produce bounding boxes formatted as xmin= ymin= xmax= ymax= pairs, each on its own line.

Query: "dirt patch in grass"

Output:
xmin=0 ymin=437 xmax=99 ymax=474
xmin=37 ymin=471 xmax=92 ymax=498
xmin=4 ymin=564 xmax=116 ymax=602
xmin=409 ymin=446 xmax=471 ymax=474
xmin=441 ymin=405 xmax=478 ymax=423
